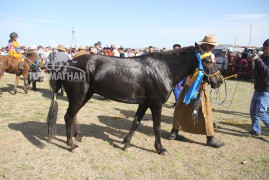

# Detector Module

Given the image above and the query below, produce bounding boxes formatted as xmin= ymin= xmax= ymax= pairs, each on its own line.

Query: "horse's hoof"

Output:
xmin=123 ymin=136 xmax=130 ymax=143
xmin=159 ymin=149 xmax=168 ymax=156
xmin=122 ymin=144 xmax=130 ymax=151
xmin=75 ymin=135 xmax=82 ymax=142
xmin=70 ymin=144 xmax=79 ymax=151
xmin=48 ymin=138 xmax=52 ymax=143
xmin=31 ymin=88 xmax=39 ymax=91
xmin=156 ymin=147 xmax=168 ymax=155
xmin=13 ymin=91 xmax=17 ymax=95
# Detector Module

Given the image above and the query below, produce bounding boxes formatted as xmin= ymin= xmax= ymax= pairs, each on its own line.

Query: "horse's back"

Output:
xmin=64 ymin=54 xmax=173 ymax=104
xmin=0 ymin=55 xmax=18 ymax=74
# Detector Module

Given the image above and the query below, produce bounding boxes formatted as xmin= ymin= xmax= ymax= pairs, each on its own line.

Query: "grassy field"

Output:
xmin=0 ymin=73 xmax=268 ymax=179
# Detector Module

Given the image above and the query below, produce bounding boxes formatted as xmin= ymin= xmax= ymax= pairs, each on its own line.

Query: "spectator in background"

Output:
xmin=43 ymin=47 xmax=52 ymax=63
xmin=129 ymin=49 xmax=135 ymax=57
xmin=47 ymin=44 xmax=70 ymax=96
xmin=27 ymin=45 xmax=41 ymax=91
xmin=173 ymin=44 xmax=181 ymax=50
xmin=227 ymin=49 xmax=236 ymax=75
xmin=75 ymin=46 xmax=89 ymax=58
xmin=96 ymin=41 xmax=102 ymax=54
xmin=1 ymin=47 xmax=9 ymax=56
xmin=89 ymin=46 xmax=97 ymax=54
xmin=172 ymin=44 xmax=184 ymax=106
xmin=70 ymin=48 xmax=77 ymax=59
xmin=111 ymin=44 xmax=120 ymax=57
xmin=148 ymin=46 xmax=154 ymax=54
xmin=118 ymin=47 xmax=125 ymax=58
xmin=36 ymin=45 xmax=45 ymax=58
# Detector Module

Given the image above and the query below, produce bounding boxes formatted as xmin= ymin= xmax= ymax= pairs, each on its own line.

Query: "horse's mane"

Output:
xmin=24 ymin=52 xmax=36 ymax=57
xmin=149 ymin=46 xmax=195 ymax=58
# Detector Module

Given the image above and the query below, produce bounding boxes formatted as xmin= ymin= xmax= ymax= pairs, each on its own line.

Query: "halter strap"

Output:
xmin=201 ymin=52 xmax=212 ymax=59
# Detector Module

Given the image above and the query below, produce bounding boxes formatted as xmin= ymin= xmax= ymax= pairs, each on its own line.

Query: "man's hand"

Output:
xmin=250 ymin=53 xmax=259 ymax=61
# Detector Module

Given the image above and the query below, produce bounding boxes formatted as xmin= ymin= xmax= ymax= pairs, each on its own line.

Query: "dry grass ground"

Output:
xmin=0 ymin=73 xmax=268 ymax=179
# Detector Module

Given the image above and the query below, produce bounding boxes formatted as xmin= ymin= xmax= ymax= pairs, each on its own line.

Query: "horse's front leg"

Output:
xmin=150 ymin=104 xmax=167 ymax=155
xmin=13 ymin=75 xmax=19 ymax=95
xmin=123 ymin=104 xmax=148 ymax=150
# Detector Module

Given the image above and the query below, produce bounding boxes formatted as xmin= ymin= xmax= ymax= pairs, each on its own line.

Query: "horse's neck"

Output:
xmin=167 ymin=55 xmax=197 ymax=86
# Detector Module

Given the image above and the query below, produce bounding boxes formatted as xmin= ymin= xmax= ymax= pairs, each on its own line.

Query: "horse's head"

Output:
xmin=23 ymin=52 xmax=44 ymax=67
xmin=195 ymin=42 xmax=223 ymax=88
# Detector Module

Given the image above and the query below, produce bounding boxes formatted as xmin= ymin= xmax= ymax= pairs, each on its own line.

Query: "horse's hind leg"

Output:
xmin=72 ymin=116 xmax=82 ymax=142
xmin=13 ymin=76 xmax=19 ymax=95
xmin=65 ymin=107 xmax=81 ymax=150
xmin=65 ymin=90 xmax=93 ymax=149
xmin=123 ymin=104 xmax=148 ymax=150
xmin=72 ymin=91 xmax=94 ymax=142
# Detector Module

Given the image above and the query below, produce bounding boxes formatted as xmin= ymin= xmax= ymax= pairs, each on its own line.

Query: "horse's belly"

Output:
xmin=94 ymin=83 xmax=145 ymax=104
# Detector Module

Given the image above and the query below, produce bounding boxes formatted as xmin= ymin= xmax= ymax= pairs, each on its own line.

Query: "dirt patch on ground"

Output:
xmin=0 ymin=74 xmax=268 ymax=179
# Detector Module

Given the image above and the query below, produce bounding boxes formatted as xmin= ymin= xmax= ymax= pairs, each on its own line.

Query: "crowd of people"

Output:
xmin=1 ymin=32 xmax=269 ymax=148
xmin=0 ymin=41 xmax=167 ymax=65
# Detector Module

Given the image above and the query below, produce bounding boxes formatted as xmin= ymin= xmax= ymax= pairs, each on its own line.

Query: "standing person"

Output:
xmin=249 ymin=39 xmax=269 ymax=135
xmin=47 ymin=44 xmax=70 ymax=96
xmin=111 ymin=44 xmax=120 ymax=57
xmin=168 ymin=34 xmax=225 ymax=148
xmin=7 ymin=32 xmax=25 ymax=71
xmin=118 ymin=47 xmax=125 ymax=58
xmin=96 ymin=41 xmax=102 ymax=54
xmin=1 ymin=46 xmax=9 ymax=56
xmin=148 ymin=46 xmax=154 ymax=54
xmin=26 ymin=45 xmax=42 ymax=91
xmin=172 ymin=44 xmax=184 ymax=106
xmin=75 ymin=46 xmax=89 ymax=58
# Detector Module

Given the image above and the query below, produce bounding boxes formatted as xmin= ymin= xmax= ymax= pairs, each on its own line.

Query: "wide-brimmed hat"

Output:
xmin=57 ymin=44 xmax=66 ymax=51
xmin=110 ymin=44 xmax=117 ymax=49
xmin=78 ymin=46 xmax=86 ymax=50
xmin=29 ymin=45 xmax=37 ymax=50
xmin=200 ymin=34 xmax=218 ymax=46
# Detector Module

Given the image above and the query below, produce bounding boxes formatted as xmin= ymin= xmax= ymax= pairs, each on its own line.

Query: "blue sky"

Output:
xmin=1 ymin=0 xmax=268 ymax=49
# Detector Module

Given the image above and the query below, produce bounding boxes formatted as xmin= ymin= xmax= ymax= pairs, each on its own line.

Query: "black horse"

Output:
xmin=47 ymin=43 xmax=223 ymax=155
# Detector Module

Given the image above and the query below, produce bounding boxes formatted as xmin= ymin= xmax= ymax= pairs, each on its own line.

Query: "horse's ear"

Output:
xmin=195 ymin=42 xmax=204 ymax=54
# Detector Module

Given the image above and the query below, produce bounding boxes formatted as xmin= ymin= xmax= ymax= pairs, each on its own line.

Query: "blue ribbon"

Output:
xmin=183 ymin=53 xmax=204 ymax=105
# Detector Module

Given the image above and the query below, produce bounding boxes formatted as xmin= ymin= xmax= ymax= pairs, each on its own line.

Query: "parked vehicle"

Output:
xmin=212 ymin=47 xmax=228 ymax=73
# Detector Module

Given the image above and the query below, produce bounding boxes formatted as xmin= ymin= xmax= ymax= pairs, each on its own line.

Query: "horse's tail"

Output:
xmin=47 ymin=93 xmax=58 ymax=140
xmin=47 ymin=71 xmax=62 ymax=140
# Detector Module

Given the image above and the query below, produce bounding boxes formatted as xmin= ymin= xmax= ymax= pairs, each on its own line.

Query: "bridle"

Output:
xmin=200 ymin=52 xmax=223 ymax=80
xmin=203 ymin=70 xmax=221 ymax=78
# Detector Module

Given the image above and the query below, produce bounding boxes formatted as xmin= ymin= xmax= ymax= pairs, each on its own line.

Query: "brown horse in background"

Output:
xmin=0 ymin=53 xmax=44 ymax=94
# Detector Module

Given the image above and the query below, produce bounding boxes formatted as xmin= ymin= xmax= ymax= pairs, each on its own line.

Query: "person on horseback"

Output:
xmin=7 ymin=32 xmax=25 ymax=71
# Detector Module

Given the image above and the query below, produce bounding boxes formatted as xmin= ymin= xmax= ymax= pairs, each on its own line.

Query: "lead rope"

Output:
xmin=210 ymin=79 xmax=240 ymax=108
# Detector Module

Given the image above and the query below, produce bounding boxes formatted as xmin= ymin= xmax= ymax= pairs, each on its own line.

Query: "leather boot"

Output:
xmin=168 ymin=128 xmax=186 ymax=141
xmin=32 ymin=82 xmax=38 ymax=91
xmin=207 ymin=136 xmax=225 ymax=148
xmin=18 ymin=61 xmax=24 ymax=70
